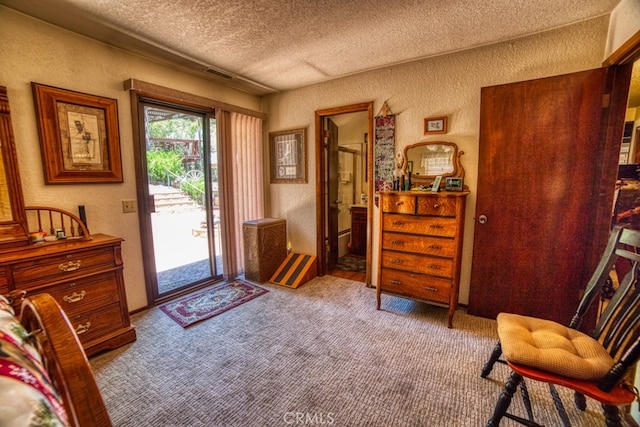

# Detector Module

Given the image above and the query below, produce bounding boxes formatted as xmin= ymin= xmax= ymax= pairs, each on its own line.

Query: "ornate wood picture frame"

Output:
xmin=32 ymin=83 xmax=123 ymax=184
xmin=269 ymin=128 xmax=307 ymax=183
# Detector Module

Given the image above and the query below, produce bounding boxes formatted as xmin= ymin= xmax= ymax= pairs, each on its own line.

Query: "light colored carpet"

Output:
xmin=90 ymin=275 xmax=614 ymax=426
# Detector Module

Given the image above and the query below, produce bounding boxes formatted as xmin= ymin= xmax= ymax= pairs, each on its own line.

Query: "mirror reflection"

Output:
xmin=402 ymin=141 xmax=464 ymax=184
xmin=0 ymin=86 xmax=29 ymax=246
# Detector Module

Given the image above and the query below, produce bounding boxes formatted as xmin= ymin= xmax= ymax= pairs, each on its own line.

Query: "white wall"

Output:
xmin=265 ymin=16 xmax=610 ymax=305
xmin=0 ymin=7 xmax=262 ymax=311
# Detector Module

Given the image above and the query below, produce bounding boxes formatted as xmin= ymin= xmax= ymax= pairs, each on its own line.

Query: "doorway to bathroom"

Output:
xmin=315 ymin=103 xmax=374 ymax=284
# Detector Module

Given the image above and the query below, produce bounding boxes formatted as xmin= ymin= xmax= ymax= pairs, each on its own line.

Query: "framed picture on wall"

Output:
xmin=32 ymin=82 xmax=123 ymax=184
xmin=424 ymin=115 xmax=448 ymax=135
xmin=269 ymin=128 xmax=307 ymax=183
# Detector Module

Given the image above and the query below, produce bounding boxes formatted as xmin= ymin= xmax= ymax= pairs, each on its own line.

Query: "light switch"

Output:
xmin=122 ymin=200 xmax=137 ymax=213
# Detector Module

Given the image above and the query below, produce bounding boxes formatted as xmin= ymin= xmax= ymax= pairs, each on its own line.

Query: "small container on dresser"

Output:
xmin=0 ymin=234 xmax=136 ymax=356
xmin=377 ymin=190 xmax=469 ymax=328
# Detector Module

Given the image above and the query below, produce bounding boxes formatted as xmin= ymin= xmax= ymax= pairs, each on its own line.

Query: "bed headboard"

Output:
xmin=0 ymin=293 xmax=112 ymax=427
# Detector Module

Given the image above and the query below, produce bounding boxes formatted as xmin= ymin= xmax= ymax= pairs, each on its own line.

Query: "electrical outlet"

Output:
xmin=122 ymin=199 xmax=137 ymax=213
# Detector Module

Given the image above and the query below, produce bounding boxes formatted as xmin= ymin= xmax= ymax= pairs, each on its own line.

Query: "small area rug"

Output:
xmin=160 ymin=280 xmax=268 ymax=327
xmin=335 ymin=254 xmax=366 ymax=273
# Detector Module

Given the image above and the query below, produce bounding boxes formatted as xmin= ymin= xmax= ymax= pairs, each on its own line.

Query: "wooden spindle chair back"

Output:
xmin=482 ymin=226 xmax=640 ymax=427
xmin=25 ymin=206 xmax=91 ymax=241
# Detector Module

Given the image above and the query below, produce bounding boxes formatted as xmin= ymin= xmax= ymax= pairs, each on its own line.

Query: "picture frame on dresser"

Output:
xmin=32 ymin=82 xmax=124 ymax=184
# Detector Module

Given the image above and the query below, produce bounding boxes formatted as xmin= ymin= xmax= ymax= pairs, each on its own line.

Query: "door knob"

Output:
xmin=478 ymin=215 xmax=488 ymax=224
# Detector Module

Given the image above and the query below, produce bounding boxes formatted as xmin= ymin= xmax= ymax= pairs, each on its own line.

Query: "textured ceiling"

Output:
xmin=0 ymin=0 xmax=622 ymax=95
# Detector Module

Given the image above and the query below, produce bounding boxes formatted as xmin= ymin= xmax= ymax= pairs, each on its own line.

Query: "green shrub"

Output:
xmin=147 ymin=149 xmax=185 ymax=184
xmin=181 ymin=176 xmax=205 ymax=204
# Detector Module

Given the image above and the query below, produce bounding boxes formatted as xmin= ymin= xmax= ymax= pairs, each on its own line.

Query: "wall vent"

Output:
xmin=204 ymin=68 xmax=234 ymax=80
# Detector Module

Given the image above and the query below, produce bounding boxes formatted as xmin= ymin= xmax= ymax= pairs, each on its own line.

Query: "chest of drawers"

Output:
xmin=377 ymin=191 xmax=468 ymax=327
xmin=0 ymin=234 xmax=136 ymax=356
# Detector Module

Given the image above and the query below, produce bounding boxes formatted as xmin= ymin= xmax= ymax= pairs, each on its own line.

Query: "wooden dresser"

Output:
xmin=377 ymin=190 xmax=469 ymax=327
xmin=0 ymin=234 xmax=136 ymax=356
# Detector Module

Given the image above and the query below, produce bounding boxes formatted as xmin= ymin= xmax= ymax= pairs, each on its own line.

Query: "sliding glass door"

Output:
xmin=142 ymin=103 xmax=222 ymax=301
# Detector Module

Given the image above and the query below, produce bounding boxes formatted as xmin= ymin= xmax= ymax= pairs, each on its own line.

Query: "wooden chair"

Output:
xmin=25 ymin=206 xmax=91 ymax=240
xmin=481 ymin=225 xmax=640 ymax=427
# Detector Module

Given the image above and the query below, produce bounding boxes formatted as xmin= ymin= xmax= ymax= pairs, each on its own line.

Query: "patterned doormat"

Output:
xmin=160 ymin=280 xmax=268 ymax=327
xmin=335 ymin=255 xmax=366 ymax=273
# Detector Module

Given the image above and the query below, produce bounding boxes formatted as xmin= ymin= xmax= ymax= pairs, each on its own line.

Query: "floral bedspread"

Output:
xmin=0 ymin=295 xmax=69 ymax=427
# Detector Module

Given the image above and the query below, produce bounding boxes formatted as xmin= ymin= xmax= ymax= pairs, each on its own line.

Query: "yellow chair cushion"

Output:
xmin=497 ymin=313 xmax=615 ymax=380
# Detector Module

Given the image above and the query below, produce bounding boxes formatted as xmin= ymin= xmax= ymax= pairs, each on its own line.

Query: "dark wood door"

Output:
xmin=468 ymin=67 xmax=630 ymax=324
xmin=327 ymin=118 xmax=339 ymax=270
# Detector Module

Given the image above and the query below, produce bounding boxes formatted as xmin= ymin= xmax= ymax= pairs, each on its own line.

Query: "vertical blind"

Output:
xmin=219 ymin=112 xmax=264 ymax=277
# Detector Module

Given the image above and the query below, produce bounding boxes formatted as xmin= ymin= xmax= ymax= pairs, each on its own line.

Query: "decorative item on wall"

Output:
xmin=424 ymin=115 xmax=448 ymax=135
xmin=374 ymin=101 xmax=395 ymax=192
xmin=31 ymin=83 xmax=123 ymax=184
xmin=269 ymin=127 xmax=307 ymax=183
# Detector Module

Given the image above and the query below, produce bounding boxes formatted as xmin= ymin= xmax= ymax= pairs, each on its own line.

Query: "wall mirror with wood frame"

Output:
xmin=0 ymin=86 xmax=30 ymax=248
xmin=402 ymin=141 xmax=465 ymax=186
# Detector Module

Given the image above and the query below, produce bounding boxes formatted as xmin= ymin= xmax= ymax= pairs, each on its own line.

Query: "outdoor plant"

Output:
xmin=147 ymin=148 xmax=185 ymax=185
xmin=181 ymin=176 xmax=205 ymax=205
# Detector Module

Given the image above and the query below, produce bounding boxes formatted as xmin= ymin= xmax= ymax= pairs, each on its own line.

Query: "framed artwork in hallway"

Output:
xmin=269 ymin=127 xmax=307 ymax=183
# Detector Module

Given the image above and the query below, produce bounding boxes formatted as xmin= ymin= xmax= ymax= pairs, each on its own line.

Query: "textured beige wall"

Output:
xmin=605 ymin=0 xmax=640 ymax=59
xmin=0 ymin=7 xmax=617 ymax=310
xmin=0 ymin=7 xmax=262 ymax=311
xmin=264 ymin=16 xmax=610 ymax=305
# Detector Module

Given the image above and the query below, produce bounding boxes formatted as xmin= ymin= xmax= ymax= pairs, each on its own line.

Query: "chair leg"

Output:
xmin=487 ymin=371 xmax=522 ymax=427
xmin=520 ymin=378 xmax=534 ymax=422
xmin=549 ymin=384 xmax=571 ymax=427
xmin=573 ymin=392 xmax=586 ymax=411
xmin=602 ymin=404 xmax=623 ymax=427
xmin=482 ymin=342 xmax=503 ymax=378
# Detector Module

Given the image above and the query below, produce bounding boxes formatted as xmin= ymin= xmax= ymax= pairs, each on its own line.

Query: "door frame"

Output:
xmin=315 ymin=102 xmax=374 ymax=285
xmin=129 ymin=90 xmax=222 ymax=307
xmin=593 ymin=31 xmax=640 ymax=266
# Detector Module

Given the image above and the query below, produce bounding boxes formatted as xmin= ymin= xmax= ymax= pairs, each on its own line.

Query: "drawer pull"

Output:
xmin=58 ymin=260 xmax=82 ymax=272
xmin=391 ymin=240 xmax=405 ymax=245
xmin=63 ymin=291 xmax=86 ymax=303
xmin=392 ymin=221 xmax=405 ymax=226
xmin=428 ymin=244 xmax=442 ymax=250
xmin=75 ymin=322 xmax=91 ymax=335
xmin=425 ymin=286 xmax=439 ymax=292
xmin=429 ymin=224 xmax=443 ymax=229
xmin=428 ymin=264 xmax=441 ymax=270
xmin=433 ymin=203 xmax=440 ymax=209
xmin=390 ymin=259 xmax=403 ymax=264
xmin=389 ymin=279 xmax=402 ymax=285
xmin=395 ymin=201 xmax=404 ymax=206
